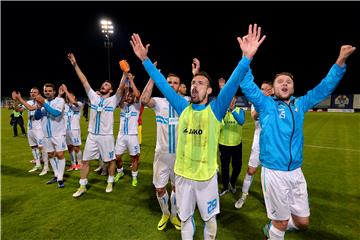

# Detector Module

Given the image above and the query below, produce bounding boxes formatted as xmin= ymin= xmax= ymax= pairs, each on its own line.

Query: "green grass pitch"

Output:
xmin=1 ymin=108 xmax=359 ymax=239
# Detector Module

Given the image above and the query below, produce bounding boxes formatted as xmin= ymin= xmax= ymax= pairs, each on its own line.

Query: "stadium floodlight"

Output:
xmin=100 ymin=18 xmax=114 ymax=80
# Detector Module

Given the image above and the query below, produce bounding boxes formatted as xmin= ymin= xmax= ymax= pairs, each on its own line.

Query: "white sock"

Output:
xmin=132 ymin=171 xmax=138 ymax=179
xmin=170 ymin=190 xmax=177 ymax=217
xmin=49 ymin=157 xmax=58 ymax=177
xmin=76 ymin=151 xmax=82 ymax=164
xmin=57 ymin=158 xmax=65 ymax=181
xmin=287 ymin=216 xmax=299 ymax=231
xmin=79 ymin=178 xmax=88 ymax=186
xmin=204 ymin=216 xmax=217 ymax=240
xmin=41 ymin=149 xmax=49 ymax=169
xmin=69 ymin=150 xmax=76 ymax=165
xmin=269 ymin=225 xmax=285 ymax=240
xmin=181 ymin=216 xmax=195 ymax=240
xmin=117 ymin=167 xmax=124 ymax=173
xmin=157 ymin=191 xmax=170 ymax=216
xmin=107 ymin=175 xmax=114 ymax=183
xmin=32 ymin=148 xmax=41 ymax=167
xmin=242 ymin=173 xmax=253 ymax=194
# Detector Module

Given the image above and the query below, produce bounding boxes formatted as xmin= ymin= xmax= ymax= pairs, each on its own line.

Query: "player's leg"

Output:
xmin=218 ymin=144 xmax=231 ymax=196
xmin=196 ymin=173 xmax=219 ymax=240
xmin=129 ymin=135 xmax=140 ymax=186
xmin=176 ymin=176 xmax=197 ymax=239
xmin=229 ymin=143 xmax=243 ymax=193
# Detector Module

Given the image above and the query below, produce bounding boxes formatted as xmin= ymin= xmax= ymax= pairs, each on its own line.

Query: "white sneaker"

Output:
xmin=235 ymin=193 xmax=248 ymax=209
xmin=73 ymin=186 xmax=87 ymax=198
xmin=28 ymin=166 xmax=41 ymax=173
xmin=39 ymin=167 xmax=49 ymax=176
xmin=105 ymin=182 xmax=113 ymax=193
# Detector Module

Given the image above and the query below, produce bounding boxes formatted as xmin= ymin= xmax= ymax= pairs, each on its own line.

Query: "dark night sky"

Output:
xmin=2 ymin=1 xmax=360 ymax=99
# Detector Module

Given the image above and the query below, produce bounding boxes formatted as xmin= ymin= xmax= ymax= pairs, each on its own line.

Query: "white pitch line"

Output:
xmin=241 ymin=139 xmax=360 ymax=152
xmin=303 ymin=144 xmax=360 ymax=152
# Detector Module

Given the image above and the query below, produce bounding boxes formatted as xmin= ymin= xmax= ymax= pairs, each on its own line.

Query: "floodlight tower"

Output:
xmin=100 ymin=19 xmax=114 ymax=80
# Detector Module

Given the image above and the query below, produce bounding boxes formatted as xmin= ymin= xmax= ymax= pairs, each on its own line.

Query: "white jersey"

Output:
xmin=152 ymin=97 xmax=179 ymax=154
xmin=119 ymin=101 xmax=141 ymax=135
xmin=39 ymin=97 xmax=66 ymax=137
xmin=87 ymin=88 xmax=121 ymax=135
xmin=24 ymin=100 xmax=42 ymax=130
xmin=251 ymin=104 xmax=261 ymax=131
xmin=64 ymin=101 xmax=83 ymax=130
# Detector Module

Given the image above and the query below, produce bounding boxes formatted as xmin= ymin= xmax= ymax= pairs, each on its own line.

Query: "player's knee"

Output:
xmin=295 ymin=218 xmax=309 ymax=230
xmin=156 ymin=187 xmax=166 ymax=197
xmin=272 ymin=220 xmax=288 ymax=231
xmin=247 ymin=167 xmax=257 ymax=175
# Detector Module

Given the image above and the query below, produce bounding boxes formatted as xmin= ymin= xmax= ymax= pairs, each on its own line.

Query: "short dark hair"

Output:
xmin=273 ymin=72 xmax=294 ymax=82
xmin=44 ymin=83 xmax=55 ymax=90
xmin=167 ymin=73 xmax=180 ymax=79
xmin=262 ymin=80 xmax=273 ymax=86
xmin=193 ymin=71 xmax=212 ymax=87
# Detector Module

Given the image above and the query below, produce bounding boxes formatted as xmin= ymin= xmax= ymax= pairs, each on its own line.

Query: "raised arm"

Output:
xmin=116 ymin=70 xmax=127 ymax=99
xmin=12 ymin=91 xmax=38 ymax=111
xmin=299 ymin=45 xmax=356 ymax=112
xmin=67 ymin=53 xmax=91 ymax=92
xmin=212 ymin=24 xmax=266 ymax=121
xmin=140 ymin=61 xmax=159 ymax=108
xmin=192 ymin=58 xmax=201 ymax=76
xmin=130 ymin=33 xmax=188 ymax=115
xmin=140 ymin=78 xmax=156 ymax=108
xmin=61 ymin=84 xmax=78 ymax=106
xmin=128 ymin=73 xmax=141 ymax=100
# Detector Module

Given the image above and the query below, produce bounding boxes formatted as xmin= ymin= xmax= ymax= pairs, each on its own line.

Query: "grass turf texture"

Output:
xmin=1 ymin=108 xmax=359 ymax=239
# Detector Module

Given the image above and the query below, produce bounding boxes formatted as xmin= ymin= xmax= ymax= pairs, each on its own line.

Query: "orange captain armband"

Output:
xmin=119 ymin=60 xmax=130 ymax=73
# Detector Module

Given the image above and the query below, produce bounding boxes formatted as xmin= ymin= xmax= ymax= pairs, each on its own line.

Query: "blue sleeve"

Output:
xmin=239 ymin=69 xmax=270 ymax=113
xmin=43 ymin=102 xmax=62 ymax=117
xmin=143 ymin=58 xmax=189 ymax=115
xmin=232 ymin=108 xmax=245 ymax=125
xmin=211 ymin=56 xmax=251 ymax=121
xmin=34 ymin=109 xmax=43 ymax=120
xmin=297 ymin=64 xmax=346 ymax=112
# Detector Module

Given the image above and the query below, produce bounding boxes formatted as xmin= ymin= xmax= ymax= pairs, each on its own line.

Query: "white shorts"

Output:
xmin=153 ymin=152 xmax=176 ymax=188
xmin=261 ymin=167 xmax=310 ymax=220
xmin=83 ymin=133 xmax=115 ymax=162
xmin=248 ymin=127 xmax=260 ymax=168
xmin=27 ymin=129 xmax=44 ymax=147
xmin=175 ymin=172 xmax=220 ymax=222
xmin=115 ymin=134 xmax=140 ymax=156
xmin=66 ymin=129 xmax=82 ymax=146
xmin=43 ymin=135 xmax=68 ymax=153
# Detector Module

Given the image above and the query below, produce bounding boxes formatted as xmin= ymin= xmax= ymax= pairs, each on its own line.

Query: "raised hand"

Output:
xmin=336 ymin=45 xmax=356 ymax=67
xmin=237 ymin=24 xmax=266 ymax=59
xmin=218 ymin=77 xmax=226 ymax=90
xmin=130 ymin=33 xmax=150 ymax=62
xmin=192 ymin=58 xmax=201 ymax=76
xmin=67 ymin=53 xmax=77 ymax=66
xmin=61 ymin=84 xmax=68 ymax=93
xmin=12 ymin=91 xmax=20 ymax=100
xmin=35 ymin=95 xmax=45 ymax=105
xmin=58 ymin=85 xmax=65 ymax=97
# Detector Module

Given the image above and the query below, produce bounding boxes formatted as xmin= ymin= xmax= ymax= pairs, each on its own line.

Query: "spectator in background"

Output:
xmin=9 ymin=98 xmax=26 ymax=137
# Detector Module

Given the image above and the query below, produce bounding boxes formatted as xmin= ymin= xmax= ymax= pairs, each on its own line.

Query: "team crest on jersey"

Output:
xmin=278 ymin=107 xmax=286 ymax=119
